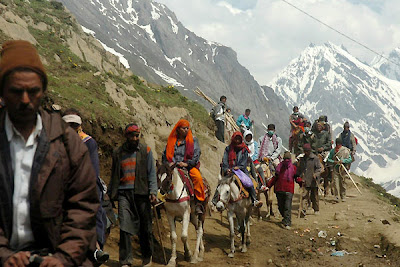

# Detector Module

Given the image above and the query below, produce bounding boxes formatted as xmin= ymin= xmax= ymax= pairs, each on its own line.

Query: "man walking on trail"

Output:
xmin=62 ymin=109 xmax=109 ymax=265
xmin=213 ymin=96 xmax=226 ymax=142
xmin=0 ymin=40 xmax=99 ymax=266
xmin=108 ymin=123 xmax=157 ymax=267
xmin=337 ymin=122 xmax=356 ymax=166
xmin=289 ymin=106 xmax=305 ymax=152
xmin=295 ymin=144 xmax=322 ymax=217
xmin=327 ymin=138 xmax=352 ymax=202
xmin=236 ymin=108 xmax=254 ymax=133
xmin=162 ymin=119 xmax=207 ymax=214
xmin=258 ymin=124 xmax=283 ymax=167
xmin=267 ymin=151 xmax=302 ymax=229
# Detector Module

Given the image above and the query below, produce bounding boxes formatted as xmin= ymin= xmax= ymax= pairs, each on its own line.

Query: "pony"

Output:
xmin=256 ymin=158 xmax=275 ymax=220
xmin=215 ymin=175 xmax=252 ymax=258
xmin=157 ymin=162 xmax=209 ymax=266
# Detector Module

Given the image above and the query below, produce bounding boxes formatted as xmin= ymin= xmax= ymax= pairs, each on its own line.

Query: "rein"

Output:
xmin=163 ymin=168 xmax=191 ymax=203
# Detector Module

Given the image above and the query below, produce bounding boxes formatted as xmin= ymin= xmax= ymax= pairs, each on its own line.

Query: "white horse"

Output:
xmin=215 ymin=175 xmax=252 ymax=258
xmin=157 ymin=163 xmax=208 ymax=266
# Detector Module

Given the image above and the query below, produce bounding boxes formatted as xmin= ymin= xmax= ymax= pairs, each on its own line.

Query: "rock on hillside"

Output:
xmin=0 ymin=0 xmax=225 ymax=188
xmin=55 ymin=0 xmax=291 ymax=140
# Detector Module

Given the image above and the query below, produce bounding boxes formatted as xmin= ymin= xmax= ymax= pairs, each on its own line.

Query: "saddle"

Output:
xmin=176 ymin=168 xmax=211 ymax=201
xmin=233 ymin=174 xmax=258 ymax=200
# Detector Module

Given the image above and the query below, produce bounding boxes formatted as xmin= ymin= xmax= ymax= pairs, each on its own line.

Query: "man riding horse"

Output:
xmin=221 ymin=131 xmax=263 ymax=208
xmin=162 ymin=119 xmax=206 ymax=214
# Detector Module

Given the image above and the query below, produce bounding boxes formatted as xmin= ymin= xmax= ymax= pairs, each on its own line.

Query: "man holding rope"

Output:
xmin=327 ymin=138 xmax=352 ymax=202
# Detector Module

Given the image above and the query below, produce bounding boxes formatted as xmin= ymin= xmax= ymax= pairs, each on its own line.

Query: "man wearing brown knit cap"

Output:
xmin=0 ymin=40 xmax=99 ymax=267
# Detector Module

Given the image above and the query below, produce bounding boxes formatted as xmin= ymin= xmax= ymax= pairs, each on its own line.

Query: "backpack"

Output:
xmin=210 ymin=106 xmax=216 ymax=120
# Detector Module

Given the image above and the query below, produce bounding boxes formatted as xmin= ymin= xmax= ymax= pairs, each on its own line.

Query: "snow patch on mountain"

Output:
xmin=81 ymin=26 xmax=130 ymax=68
xmin=372 ymin=48 xmax=400 ymax=82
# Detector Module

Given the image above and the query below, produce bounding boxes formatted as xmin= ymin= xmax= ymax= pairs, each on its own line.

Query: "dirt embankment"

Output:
xmin=104 ymin=175 xmax=400 ymax=267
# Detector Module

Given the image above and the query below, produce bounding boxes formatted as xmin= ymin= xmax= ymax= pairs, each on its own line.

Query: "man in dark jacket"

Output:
xmin=213 ymin=96 xmax=227 ymax=142
xmin=0 ymin=40 xmax=99 ymax=266
xmin=295 ymin=144 xmax=322 ymax=218
xmin=108 ymin=123 xmax=157 ymax=267
xmin=337 ymin=121 xmax=356 ymax=165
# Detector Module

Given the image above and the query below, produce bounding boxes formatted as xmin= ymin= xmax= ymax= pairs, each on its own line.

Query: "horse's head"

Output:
xmin=215 ymin=175 xmax=235 ymax=211
xmin=157 ymin=162 xmax=176 ymax=195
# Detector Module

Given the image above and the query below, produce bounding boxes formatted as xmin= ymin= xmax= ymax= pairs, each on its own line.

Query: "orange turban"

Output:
xmin=166 ymin=119 xmax=194 ymax=162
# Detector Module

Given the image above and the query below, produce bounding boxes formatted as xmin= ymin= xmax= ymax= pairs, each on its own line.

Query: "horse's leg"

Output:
xmin=167 ymin=214 xmax=177 ymax=267
xmin=241 ymin=216 xmax=248 ymax=253
xmin=264 ymin=191 xmax=270 ymax=219
xmin=257 ymin=191 xmax=262 ymax=221
xmin=269 ymin=189 xmax=275 ymax=217
xmin=246 ymin=213 xmax=251 ymax=245
xmin=191 ymin=218 xmax=203 ymax=264
xmin=198 ymin=221 xmax=205 ymax=262
xmin=227 ymin=210 xmax=235 ymax=258
xmin=182 ymin=206 xmax=192 ymax=262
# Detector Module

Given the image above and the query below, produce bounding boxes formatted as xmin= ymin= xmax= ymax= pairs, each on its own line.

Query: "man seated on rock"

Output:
xmin=162 ymin=119 xmax=206 ymax=214
xmin=222 ymin=131 xmax=263 ymax=207
xmin=258 ymin=124 xmax=283 ymax=167
xmin=0 ymin=40 xmax=99 ymax=266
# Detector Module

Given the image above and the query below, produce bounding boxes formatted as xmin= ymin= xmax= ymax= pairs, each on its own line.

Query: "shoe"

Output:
xmin=253 ymin=200 xmax=263 ymax=208
xmin=142 ymin=256 xmax=152 ymax=267
xmin=314 ymin=211 xmax=320 ymax=215
xmin=94 ymin=249 xmax=109 ymax=264
xmin=285 ymin=225 xmax=291 ymax=230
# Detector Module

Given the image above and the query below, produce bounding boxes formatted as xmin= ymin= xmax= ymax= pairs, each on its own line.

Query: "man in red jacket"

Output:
xmin=267 ymin=151 xmax=302 ymax=229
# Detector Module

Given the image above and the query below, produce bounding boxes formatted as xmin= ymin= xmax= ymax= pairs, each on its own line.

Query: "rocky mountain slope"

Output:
xmin=268 ymin=42 xmax=400 ymax=193
xmin=0 ymin=0 xmax=225 ymax=188
xmin=54 ymin=0 xmax=290 ymax=140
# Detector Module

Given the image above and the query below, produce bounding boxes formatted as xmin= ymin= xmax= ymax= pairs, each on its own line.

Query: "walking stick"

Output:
xmin=152 ymin=202 xmax=167 ymax=265
xmin=335 ymin=156 xmax=362 ymax=195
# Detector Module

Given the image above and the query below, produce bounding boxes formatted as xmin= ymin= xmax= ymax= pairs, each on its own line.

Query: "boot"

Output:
xmin=195 ymin=199 xmax=204 ymax=215
xmin=248 ymin=186 xmax=263 ymax=207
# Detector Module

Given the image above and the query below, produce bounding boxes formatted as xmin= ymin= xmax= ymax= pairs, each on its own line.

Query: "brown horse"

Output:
xmin=318 ymin=154 xmax=333 ymax=196
xmin=256 ymin=158 xmax=275 ymax=220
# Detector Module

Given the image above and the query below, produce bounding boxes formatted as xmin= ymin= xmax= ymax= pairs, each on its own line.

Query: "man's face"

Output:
xmin=68 ymin=122 xmax=80 ymax=131
xmin=126 ymin=132 xmax=140 ymax=146
xmin=293 ymin=107 xmax=299 ymax=113
xmin=2 ymin=71 xmax=44 ymax=124
xmin=222 ymin=98 xmax=227 ymax=103
xmin=304 ymin=150 xmax=311 ymax=157
xmin=245 ymin=111 xmax=250 ymax=117
xmin=344 ymin=126 xmax=349 ymax=133
xmin=177 ymin=126 xmax=189 ymax=139
xmin=317 ymin=124 xmax=323 ymax=132
xmin=245 ymin=134 xmax=252 ymax=142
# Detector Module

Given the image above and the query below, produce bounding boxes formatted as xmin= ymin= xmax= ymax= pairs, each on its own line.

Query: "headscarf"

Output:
xmin=228 ymin=131 xmax=249 ymax=168
xmin=166 ymin=119 xmax=194 ymax=162
xmin=244 ymin=129 xmax=255 ymax=159
xmin=125 ymin=123 xmax=141 ymax=134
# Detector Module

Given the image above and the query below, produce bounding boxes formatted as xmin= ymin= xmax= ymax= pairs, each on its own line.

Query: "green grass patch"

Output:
xmin=359 ymin=176 xmax=400 ymax=210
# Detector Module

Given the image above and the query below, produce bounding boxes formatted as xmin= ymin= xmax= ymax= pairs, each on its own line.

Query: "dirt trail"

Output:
xmin=104 ymin=175 xmax=400 ymax=267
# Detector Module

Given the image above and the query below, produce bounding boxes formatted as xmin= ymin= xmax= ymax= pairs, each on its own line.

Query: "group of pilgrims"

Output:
xmin=0 ymin=40 xmax=359 ymax=267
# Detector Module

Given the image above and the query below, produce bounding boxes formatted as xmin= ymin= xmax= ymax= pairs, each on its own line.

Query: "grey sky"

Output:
xmin=157 ymin=0 xmax=400 ymax=85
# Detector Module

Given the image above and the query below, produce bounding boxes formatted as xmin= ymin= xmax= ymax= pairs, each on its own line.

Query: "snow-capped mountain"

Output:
xmin=372 ymin=48 xmax=400 ymax=82
xmin=269 ymin=42 xmax=400 ymax=195
xmin=55 ymin=0 xmax=290 ymax=139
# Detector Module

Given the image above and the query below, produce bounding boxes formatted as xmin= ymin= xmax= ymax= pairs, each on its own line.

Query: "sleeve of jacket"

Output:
xmin=236 ymin=115 xmax=242 ymax=126
xmin=54 ymin=128 xmax=99 ymax=266
xmin=147 ymin=149 xmax=158 ymax=195
xmin=296 ymin=159 xmax=304 ymax=176
xmin=271 ymin=137 xmax=282 ymax=160
xmin=107 ymin=149 xmax=119 ymax=201
xmin=86 ymin=138 xmax=100 ymax=178
xmin=342 ymin=152 xmax=353 ymax=164
xmin=222 ymin=147 xmax=229 ymax=174
xmin=187 ymin=138 xmax=201 ymax=168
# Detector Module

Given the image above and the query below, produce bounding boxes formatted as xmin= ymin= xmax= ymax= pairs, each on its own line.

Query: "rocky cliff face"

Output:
xmin=372 ymin=48 xmax=400 ymax=82
xmin=268 ymin=42 xmax=400 ymax=191
xmin=55 ymin=0 xmax=290 ymax=140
